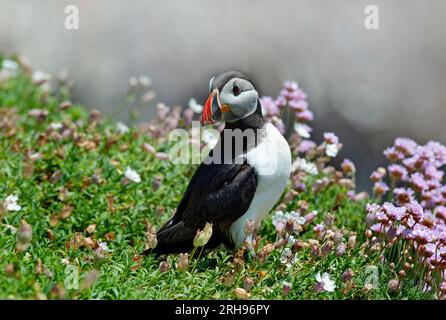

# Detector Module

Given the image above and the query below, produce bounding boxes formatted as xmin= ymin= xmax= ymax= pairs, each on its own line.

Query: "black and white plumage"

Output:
xmin=144 ymin=71 xmax=291 ymax=256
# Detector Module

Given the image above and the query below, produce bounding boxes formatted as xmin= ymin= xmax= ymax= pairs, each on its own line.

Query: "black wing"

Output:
xmin=146 ymin=160 xmax=257 ymax=255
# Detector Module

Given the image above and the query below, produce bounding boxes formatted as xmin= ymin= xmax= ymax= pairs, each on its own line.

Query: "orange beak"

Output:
xmin=201 ymin=89 xmax=219 ymax=126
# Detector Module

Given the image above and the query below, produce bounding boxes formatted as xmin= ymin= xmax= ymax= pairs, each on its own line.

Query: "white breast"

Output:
xmin=229 ymin=123 xmax=291 ymax=248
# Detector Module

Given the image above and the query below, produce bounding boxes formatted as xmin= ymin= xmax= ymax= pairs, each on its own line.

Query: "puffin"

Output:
xmin=144 ymin=71 xmax=291 ymax=256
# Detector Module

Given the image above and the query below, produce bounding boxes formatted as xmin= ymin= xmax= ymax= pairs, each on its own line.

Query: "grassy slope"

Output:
xmin=0 ymin=66 xmax=430 ymax=300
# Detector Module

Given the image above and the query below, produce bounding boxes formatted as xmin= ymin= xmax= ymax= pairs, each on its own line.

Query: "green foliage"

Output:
xmin=0 ymin=61 xmax=430 ymax=300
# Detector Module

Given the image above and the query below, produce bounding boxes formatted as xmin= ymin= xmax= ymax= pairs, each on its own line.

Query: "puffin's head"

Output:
xmin=201 ymin=71 xmax=259 ymax=126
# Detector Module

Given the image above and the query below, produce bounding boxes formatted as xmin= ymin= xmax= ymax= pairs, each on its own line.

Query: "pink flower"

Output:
xmin=384 ymin=147 xmax=404 ymax=162
xmin=366 ymin=203 xmax=381 ymax=214
xmin=314 ymin=224 xmax=325 ymax=235
xmin=424 ymin=164 xmax=444 ymax=181
xmin=410 ymin=172 xmax=429 ymax=192
xmin=283 ymin=80 xmax=299 ymax=92
xmin=388 ymin=164 xmax=408 ymax=181
xmin=323 ymin=132 xmax=339 ymax=145
xmin=394 ymin=137 xmax=418 ymax=156
xmin=393 ymin=188 xmax=414 ymax=205
xmin=373 ymin=181 xmax=389 ymax=197
xmin=370 ymin=168 xmax=386 ymax=182
xmin=289 ymin=99 xmax=309 ymax=112
xmin=296 ymin=110 xmax=313 ymax=122
xmin=298 ymin=140 xmax=316 ymax=154
xmin=275 ymin=96 xmax=287 ymax=108
xmin=405 ymin=201 xmax=424 ymax=221
xmin=341 ymin=159 xmax=356 ymax=175
xmin=260 ymin=96 xmax=280 ymax=117
xmin=382 ymin=203 xmax=406 ymax=221
xmin=435 ymin=206 xmax=446 ymax=222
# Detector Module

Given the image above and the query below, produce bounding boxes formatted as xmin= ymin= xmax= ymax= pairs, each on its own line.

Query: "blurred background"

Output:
xmin=1 ymin=0 xmax=446 ymax=189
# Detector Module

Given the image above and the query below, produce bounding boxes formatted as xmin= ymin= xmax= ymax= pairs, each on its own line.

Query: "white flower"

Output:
xmin=292 ymin=158 xmax=318 ymax=175
xmin=316 ymin=272 xmax=336 ymax=292
xmin=98 ymin=242 xmax=113 ymax=252
xmin=116 ymin=121 xmax=129 ymax=134
xmin=156 ymin=103 xmax=170 ymax=119
xmin=138 ymin=75 xmax=152 ymax=86
xmin=286 ymin=255 xmax=297 ymax=268
xmin=4 ymin=195 xmax=21 ymax=211
xmin=280 ymin=248 xmax=292 ymax=264
xmin=294 ymin=123 xmax=310 ymax=139
xmin=325 ymin=144 xmax=339 ymax=157
xmin=188 ymin=98 xmax=203 ymax=113
xmin=272 ymin=210 xmax=285 ymax=222
xmin=1 ymin=59 xmax=19 ymax=75
xmin=202 ymin=129 xmax=219 ymax=149
xmin=280 ymin=248 xmax=297 ymax=268
xmin=289 ymin=211 xmax=306 ymax=225
xmin=287 ymin=235 xmax=296 ymax=245
xmin=272 ymin=211 xmax=287 ymax=233
xmin=49 ymin=122 xmax=63 ymax=130
xmin=272 ymin=210 xmax=306 ymax=234
xmin=129 ymin=76 xmax=138 ymax=86
xmin=124 ymin=167 xmax=141 ymax=183
xmin=32 ymin=70 xmax=50 ymax=84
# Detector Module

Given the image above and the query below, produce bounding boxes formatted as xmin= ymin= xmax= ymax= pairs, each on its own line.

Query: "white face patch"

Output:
xmin=219 ymin=78 xmax=258 ymax=122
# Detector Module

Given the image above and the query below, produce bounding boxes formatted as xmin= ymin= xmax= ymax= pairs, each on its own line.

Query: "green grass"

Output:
xmin=0 ymin=59 xmax=431 ymax=300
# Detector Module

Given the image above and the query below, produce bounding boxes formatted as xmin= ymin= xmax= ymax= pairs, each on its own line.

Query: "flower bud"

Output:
xmin=17 ymin=220 xmax=32 ymax=251
xmin=304 ymin=211 xmax=317 ymax=224
xmin=341 ymin=269 xmax=353 ymax=283
xmin=5 ymin=263 xmax=16 ymax=277
xmin=310 ymin=245 xmax=320 ymax=258
xmin=152 ymin=175 xmax=162 ymax=192
xmin=347 ymin=233 xmax=357 ymax=249
xmin=333 ymin=230 xmax=344 ymax=244
xmin=159 ymin=261 xmax=170 ymax=273
xmin=282 ymin=281 xmax=292 ymax=296
xmin=142 ymin=142 xmax=156 ymax=154
xmin=88 ymin=109 xmax=101 ymax=125
xmin=223 ymin=270 xmax=236 ymax=287
xmin=324 ymin=214 xmax=335 ymax=228
xmin=243 ymin=277 xmax=254 ymax=292
xmin=321 ymin=241 xmax=333 ymax=256
xmin=193 ymin=223 xmax=213 ymax=247
xmin=336 ymin=243 xmax=347 ymax=257
xmin=178 ymin=253 xmax=189 ymax=271
xmin=146 ymin=233 xmax=157 ymax=249
xmin=292 ymin=240 xmax=309 ymax=253
xmin=234 ymin=287 xmax=250 ymax=300
xmin=388 ymin=279 xmax=400 ymax=293
xmin=94 ymin=248 xmax=106 ymax=263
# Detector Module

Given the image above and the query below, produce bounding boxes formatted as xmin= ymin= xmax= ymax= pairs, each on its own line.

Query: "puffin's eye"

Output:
xmin=232 ymin=84 xmax=241 ymax=96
